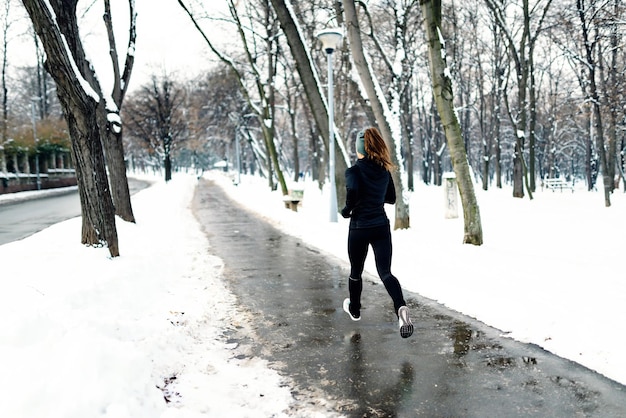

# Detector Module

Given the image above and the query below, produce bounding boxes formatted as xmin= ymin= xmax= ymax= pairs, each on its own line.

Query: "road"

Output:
xmin=192 ymin=178 xmax=626 ymax=417
xmin=0 ymin=178 xmax=151 ymax=246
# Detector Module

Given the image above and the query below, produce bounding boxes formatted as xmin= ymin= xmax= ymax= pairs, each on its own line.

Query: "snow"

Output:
xmin=61 ymin=31 xmax=101 ymax=102
xmin=1 ymin=170 xmax=625 ymax=417
xmin=0 ymin=173 xmax=299 ymax=417
xmin=107 ymin=112 xmax=123 ymax=134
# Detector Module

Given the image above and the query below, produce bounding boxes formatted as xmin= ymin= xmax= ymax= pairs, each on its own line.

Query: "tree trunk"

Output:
xmin=512 ymin=72 xmax=526 ymax=199
xmin=484 ymin=0 xmax=551 ymax=199
xmin=401 ymin=94 xmax=415 ymax=191
xmin=586 ymin=106 xmax=594 ymax=190
xmin=432 ymin=107 xmax=444 ymax=186
xmin=103 ymin=128 xmax=134 ymax=221
xmin=288 ymin=90 xmax=300 ymax=182
xmin=291 ymin=116 xmax=300 ymax=183
xmin=22 ymin=0 xmax=119 ymax=256
xmin=263 ymin=8 xmax=288 ymax=196
xmin=71 ymin=103 xmax=119 ymax=254
xmin=578 ymin=0 xmax=611 ymax=206
xmin=493 ymin=54 xmax=503 ymax=189
xmin=343 ymin=0 xmax=410 ymax=229
xmin=421 ymin=0 xmax=483 ymax=245
xmin=528 ymin=49 xmax=537 ymax=192
xmin=604 ymin=1 xmax=619 ymax=192
xmin=164 ymin=153 xmax=172 ymax=182
xmin=102 ymin=0 xmax=136 ymax=222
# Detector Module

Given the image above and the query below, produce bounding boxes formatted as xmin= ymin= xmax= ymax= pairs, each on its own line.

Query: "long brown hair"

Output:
xmin=364 ymin=127 xmax=395 ymax=171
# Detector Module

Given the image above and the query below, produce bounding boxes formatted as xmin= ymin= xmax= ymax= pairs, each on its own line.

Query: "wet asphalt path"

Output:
xmin=192 ymin=178 xmax=626 ymax=417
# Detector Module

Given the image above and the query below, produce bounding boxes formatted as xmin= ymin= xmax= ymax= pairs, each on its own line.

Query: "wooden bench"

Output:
xmin=543 ymin=178 xmax=574 ymax=192
xmin=283 ymin=188 xmax=304 ymax=211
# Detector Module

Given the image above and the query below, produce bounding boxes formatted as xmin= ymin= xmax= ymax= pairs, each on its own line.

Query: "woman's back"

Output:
xmin=344 ymin=158 xmax=395 ymax=229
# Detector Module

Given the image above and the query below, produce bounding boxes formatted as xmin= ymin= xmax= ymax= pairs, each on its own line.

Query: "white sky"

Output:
xmin=7 ymin=0 xmax=230 ymax=93
xmin=0 ymin=169 xmax=624 ymax=416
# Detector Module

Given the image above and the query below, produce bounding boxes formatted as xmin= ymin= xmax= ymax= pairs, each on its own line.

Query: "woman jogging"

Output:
xmin=340 ymin=127 xmax=414 ymax=338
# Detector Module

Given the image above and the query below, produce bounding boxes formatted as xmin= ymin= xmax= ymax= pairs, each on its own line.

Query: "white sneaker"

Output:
xmin=398 ymin=306 xmax=414 ymax=338
xmin=343 ymin=298 xmax=361 ymax=321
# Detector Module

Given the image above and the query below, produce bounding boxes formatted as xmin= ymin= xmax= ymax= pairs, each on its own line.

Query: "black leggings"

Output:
xmin=347 ymin=224 xmax=406 ymax=315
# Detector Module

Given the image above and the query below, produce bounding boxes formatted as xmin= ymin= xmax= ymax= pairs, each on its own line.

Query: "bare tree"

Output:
xmin=177 ymin=0 xmax=290 ymax=194
xmin=275 ymin=54 xmax=303 ymax=182
xmin=596 ymin=0 xmax=624 ymax=193
xmin=488 ymin=4 xmax=506 ymax=189
xmin=576 ymin=0 xmax=612 ymax=206
xmin=123 ymin=75 xmax=187 ymax=182
xmin=21 ymin=0 xmax=119 ymax=256
xmin=484 ymin=0 xmax=553 ymax=199
xmin=100 ymin=0 xmax=137 ymax=222
xmin=420 ymin=0 xmax=483 ymax=245
xmin=186 ymin=64 xmax=261 ymax=175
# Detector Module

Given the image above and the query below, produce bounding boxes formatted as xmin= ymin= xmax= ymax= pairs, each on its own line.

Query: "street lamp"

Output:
xmin=316 ymin=28 xmax=343 ymax=222
xmin=31 ymin=97 xmax=41 ymax=190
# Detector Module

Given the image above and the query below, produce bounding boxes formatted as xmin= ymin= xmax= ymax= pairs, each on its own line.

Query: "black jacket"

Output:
xmin=341 ymin=158 xmax=396 ymax=229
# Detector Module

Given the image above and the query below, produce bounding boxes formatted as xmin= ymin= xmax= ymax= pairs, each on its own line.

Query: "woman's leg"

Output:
xmin=370 ymin=225 xmax=406 ymax=314
xmin=347 ymin=228 xmax=368 ymax=311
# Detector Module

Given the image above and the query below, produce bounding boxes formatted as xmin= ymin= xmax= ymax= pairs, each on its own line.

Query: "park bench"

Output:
xmin=543 ymin=178 xmax=574 ymax=192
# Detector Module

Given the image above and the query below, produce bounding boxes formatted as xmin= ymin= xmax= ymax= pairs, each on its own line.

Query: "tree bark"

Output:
xmin=22 ymin=0 xmax=119 ymax=256
xmin=102 ymin=0 xmax=136 ymax=222
xmin=420 ymin=0 xmax=483 ymax=245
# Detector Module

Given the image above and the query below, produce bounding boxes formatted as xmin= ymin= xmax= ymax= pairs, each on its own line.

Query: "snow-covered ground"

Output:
xmin=0 ymin=170 xmax=624 ymax=417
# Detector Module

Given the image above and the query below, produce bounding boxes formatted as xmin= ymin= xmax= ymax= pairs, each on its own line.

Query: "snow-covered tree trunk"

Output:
xmin=420 ymin=0 xmax=483 ymax=245
xmin=22 ymin=0 xmax=119 ymax=256
xmin=343 ymin=0 xmax=410 ymax=229
xmin=101 ymin=0 xmax=136 ymax=223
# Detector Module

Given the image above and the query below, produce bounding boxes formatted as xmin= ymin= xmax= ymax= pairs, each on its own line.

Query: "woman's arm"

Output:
xmin=384 ymin=172 xmax=396 ymax=204
xmin=341 ymin=166 xmax=360 ymax=217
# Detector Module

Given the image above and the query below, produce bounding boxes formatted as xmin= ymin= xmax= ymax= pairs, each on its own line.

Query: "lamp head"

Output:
xmin=316 ymin=29 xmax=343 ymax=54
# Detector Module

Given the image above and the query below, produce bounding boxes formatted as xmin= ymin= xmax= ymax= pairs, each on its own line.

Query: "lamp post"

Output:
xmin=31 ymin=97 xmax=41 ymax=190
xmin=316 ymin=29 xmax=343 ymax=222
